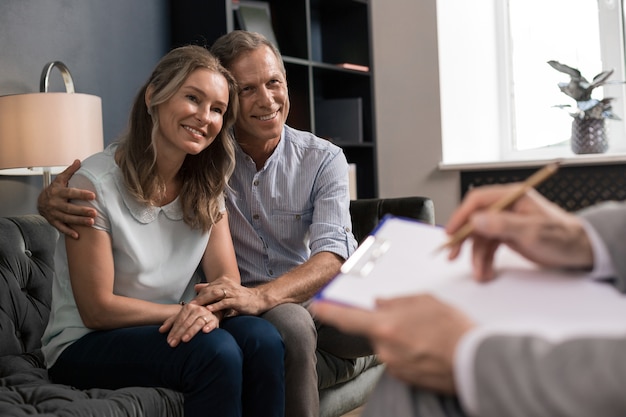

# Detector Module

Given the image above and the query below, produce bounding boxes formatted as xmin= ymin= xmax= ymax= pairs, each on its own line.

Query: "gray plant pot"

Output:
xmin=571 ymin=118 xmax=608 ymax=154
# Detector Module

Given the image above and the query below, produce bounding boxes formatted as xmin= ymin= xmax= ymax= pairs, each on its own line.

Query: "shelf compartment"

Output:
xmin=284 ymin=62 xmax=312 ymax=132
xmin=343 ymin=146 xmax=377 ymax=199
xmin=312 ymin=67 xmax=373 ymax=144
xmin=310 ymin=0 xmax=370 ymax=67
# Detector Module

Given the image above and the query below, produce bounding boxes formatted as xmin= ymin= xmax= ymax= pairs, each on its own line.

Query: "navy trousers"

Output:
xmin=49 ymin=316 xmax=285 ymax=417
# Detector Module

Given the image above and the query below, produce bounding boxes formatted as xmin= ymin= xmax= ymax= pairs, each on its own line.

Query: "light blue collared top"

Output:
xmin=226 ymin=125 xmax=357 ymax=287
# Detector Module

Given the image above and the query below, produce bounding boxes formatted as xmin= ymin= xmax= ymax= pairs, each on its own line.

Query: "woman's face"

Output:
xmin=153 ymin=68 xmax=229 ymax=158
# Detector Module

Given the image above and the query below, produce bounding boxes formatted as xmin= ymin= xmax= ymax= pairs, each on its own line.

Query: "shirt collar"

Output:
xmin=114 ymin=172 xmax=184 ymax=224
xmin=234 ymin=127 xmax=286 ymax=170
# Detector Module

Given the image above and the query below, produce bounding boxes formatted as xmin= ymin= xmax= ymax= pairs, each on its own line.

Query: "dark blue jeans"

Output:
xmin=49 ymin=316 xmax=285 ymax=417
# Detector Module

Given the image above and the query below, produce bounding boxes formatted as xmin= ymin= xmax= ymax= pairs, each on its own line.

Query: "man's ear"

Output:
xmin=145 ymin=85 xmax=154 ymax=113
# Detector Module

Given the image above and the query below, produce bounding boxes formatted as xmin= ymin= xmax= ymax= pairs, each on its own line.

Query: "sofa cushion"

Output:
xmin=0 ymin=351 xmax=46 ymax=378
xmin=0 ymin=379 xmax=183 ymax=417
xmin=0 ymin=350 xmax=184 ymax=417
xmin=316 ymin=350 xmax=380 ymax=390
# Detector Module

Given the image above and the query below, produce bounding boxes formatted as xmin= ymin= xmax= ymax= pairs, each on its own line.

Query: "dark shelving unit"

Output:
xmin=169 ymin=0 xmax=378 ymax=197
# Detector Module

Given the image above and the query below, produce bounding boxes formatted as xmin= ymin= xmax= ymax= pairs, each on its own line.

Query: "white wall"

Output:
xmin=371 ymin=0 xmax=460 ymax=225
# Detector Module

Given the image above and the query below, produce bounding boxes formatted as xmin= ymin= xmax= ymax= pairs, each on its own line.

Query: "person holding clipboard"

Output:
xmin=312 ymin=166 xmax=626 ymax=417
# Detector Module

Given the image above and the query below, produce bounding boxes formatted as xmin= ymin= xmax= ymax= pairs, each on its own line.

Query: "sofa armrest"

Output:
xmin=350 ymin=196 xmax=435 ymax=243
xmin=0 ymin=215 xmax=58 ymax=357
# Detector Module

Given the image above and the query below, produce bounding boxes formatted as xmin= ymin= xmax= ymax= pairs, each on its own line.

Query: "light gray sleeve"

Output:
xmin=367 ymin=201 xmax=626 ymax=417
xmin=363 ymin=371 xmax=466 ymax=417
xmin=578 ymin=201 xmax=626 ymax=291
xmin=474 ymin=333 xmax=626 ymax=417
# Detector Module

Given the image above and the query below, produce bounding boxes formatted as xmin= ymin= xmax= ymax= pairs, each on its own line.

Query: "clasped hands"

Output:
xmin=159 ymin=278 xmax=234 ymax=347
xmin=160 ymin=277 xmax=267 ymax=347
xmin=194 ymin=277 xmax=269 ymax=316
xmin=160 ymin=301 xmax=219 ymax=347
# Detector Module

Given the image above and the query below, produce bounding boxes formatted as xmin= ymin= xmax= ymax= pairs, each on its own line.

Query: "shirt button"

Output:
xmin=295 ymin=214 xmax=301 ymax=220
xmin=253 ymin=180 xmax=259 ymax=186
xmin=253 ymin=214 xmax=260 ymax=220
xmin=345 ymin=227 xmax=351 ymax=233
xmin=268 ymin=269 xmax=274 ymax=276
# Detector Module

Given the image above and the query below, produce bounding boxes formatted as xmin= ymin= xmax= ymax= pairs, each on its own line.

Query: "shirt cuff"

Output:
xmin=580 ymin=217 xmax=615 ymax=280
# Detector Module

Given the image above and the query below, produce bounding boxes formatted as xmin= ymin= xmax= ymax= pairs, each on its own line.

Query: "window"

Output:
xmin=438 ymin=0 xmax=626 ymax=165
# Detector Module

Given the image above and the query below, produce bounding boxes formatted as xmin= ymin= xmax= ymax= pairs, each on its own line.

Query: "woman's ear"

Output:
xmin=145 ymin=85 xmax=154 ymax=114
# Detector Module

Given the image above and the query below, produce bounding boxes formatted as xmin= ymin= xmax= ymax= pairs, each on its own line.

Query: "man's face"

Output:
xmin=228 ymin=45 xmax=290 ymax=145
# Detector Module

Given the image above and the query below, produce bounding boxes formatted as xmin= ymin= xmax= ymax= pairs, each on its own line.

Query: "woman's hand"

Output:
xmin=160 ymin=302 xmax=220 ymax=347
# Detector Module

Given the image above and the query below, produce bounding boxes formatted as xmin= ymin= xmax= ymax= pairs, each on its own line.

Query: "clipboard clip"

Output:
xmin=340 ymin=235 xmax=391 ymax=277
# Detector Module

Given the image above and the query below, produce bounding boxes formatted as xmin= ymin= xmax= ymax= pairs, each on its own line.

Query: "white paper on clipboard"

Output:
xmin=318 ymin=216 xmax=470 ymax=310
xmin=317 ymin=216 xmax=626 ymax=338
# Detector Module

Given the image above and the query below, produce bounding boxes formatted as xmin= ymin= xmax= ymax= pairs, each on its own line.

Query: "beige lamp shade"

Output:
xmin=0 ymin=92 xmax=104 ymax=177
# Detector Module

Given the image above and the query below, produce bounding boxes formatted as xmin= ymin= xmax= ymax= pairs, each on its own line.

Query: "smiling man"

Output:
xmin=200 ymin=31 xmax=369 ymax=417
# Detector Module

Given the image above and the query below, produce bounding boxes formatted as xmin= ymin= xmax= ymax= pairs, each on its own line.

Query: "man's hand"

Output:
xmin=195 ymin=277 xmax=270 ymax=316
xmin=312 ymin=294 xmax=474 ymax=394
xmin=37 ymin=160 xmax=97 ymax=239
xmin=445 ymin=185 xmax=593 ymax=281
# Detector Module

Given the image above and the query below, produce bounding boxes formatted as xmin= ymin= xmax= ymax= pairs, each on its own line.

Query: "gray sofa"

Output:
xmin=0 ymin=197 xmax=434 ymax=416
xmin=0 ymin=215 xmax=183 ymax=417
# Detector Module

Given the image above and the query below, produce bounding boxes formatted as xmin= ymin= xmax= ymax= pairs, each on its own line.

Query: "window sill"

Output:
xmin=438 ymin=152 xmax=626 ymax=172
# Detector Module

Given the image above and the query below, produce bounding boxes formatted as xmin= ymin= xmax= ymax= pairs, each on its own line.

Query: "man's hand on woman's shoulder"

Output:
xmin=37 ymin=159 xmax=97 ymax=239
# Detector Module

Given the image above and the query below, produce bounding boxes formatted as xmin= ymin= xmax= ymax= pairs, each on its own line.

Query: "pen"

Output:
xmin=437 ymin=160 xmax=561 ymax=252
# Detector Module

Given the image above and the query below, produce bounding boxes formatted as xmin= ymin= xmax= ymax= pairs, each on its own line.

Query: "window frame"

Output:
xmin=438 ymin=0 xmax=626 ymax=165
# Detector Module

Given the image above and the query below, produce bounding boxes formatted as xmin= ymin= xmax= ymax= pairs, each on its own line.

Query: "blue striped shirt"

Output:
xmin=226 ymin=125 xmax=357 ymax=287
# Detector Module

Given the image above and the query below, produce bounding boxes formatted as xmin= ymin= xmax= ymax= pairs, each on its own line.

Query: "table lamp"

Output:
xmin=0 ymin=61 xmax=103 ymax=188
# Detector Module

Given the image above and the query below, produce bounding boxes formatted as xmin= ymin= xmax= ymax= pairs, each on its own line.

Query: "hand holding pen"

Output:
xmin=443 ymin=162 xmax=594 ymax=282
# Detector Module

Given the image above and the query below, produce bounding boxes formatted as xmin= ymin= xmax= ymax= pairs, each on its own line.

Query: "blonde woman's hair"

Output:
xmin=116 ymin=45 xmax=239 ymax=232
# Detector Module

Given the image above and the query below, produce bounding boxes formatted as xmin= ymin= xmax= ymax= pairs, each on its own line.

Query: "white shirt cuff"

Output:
xmin=580 ymin=217 xmax=615 ymax=280
xmin=454 ymin=327 xmax=492 ymax=417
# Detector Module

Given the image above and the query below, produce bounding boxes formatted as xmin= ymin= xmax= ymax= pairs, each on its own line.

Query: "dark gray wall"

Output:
xmin=0 ymin=0 xmax=169 ymax=216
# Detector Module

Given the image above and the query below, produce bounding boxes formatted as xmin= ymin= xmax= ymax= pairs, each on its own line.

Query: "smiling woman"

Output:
xmin=38 ymin=45 xmax=286 ymax=417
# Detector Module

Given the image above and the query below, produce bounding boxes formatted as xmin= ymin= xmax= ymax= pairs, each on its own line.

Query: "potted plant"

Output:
xmin=548 ymin=60 xmax=621 ymax=154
